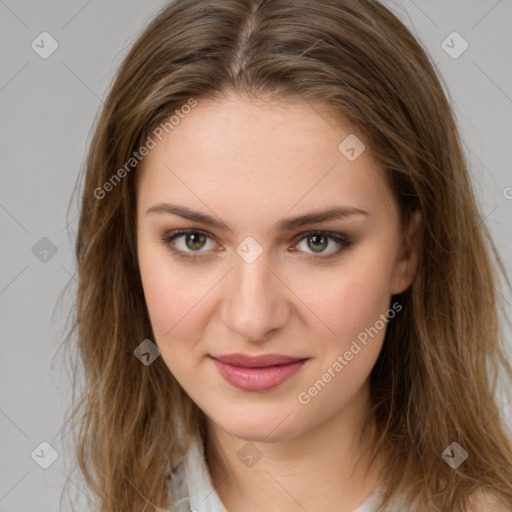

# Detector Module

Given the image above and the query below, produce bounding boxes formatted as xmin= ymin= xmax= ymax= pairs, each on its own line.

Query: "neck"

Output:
xmin=204 ymin=380 xmax=383 ymax=512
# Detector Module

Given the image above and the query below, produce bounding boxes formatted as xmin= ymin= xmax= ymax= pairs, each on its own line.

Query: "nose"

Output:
xmin=220 ymin=251 xmax=290 ymax=343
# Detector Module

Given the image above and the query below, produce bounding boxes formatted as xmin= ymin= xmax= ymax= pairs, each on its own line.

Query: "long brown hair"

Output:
xmin=63 ymin=0 xmax=512 ymax=510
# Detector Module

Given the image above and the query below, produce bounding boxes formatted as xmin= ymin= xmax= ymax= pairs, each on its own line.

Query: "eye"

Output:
xmin=161 ymin=229 xmax=351 ymax=262
xmin=161 ymin=229 xmax=217 ymax=261
xmin=292 ymin=230 xmax=351 ymax=260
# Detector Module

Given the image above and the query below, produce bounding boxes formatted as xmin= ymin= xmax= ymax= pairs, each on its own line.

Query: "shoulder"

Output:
xmin=467 ymin=490 xmax=511 ymax=512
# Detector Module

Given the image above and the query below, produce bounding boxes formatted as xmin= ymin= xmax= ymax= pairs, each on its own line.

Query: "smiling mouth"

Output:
xmin=209 ymin=354 xmax=309 ymax=392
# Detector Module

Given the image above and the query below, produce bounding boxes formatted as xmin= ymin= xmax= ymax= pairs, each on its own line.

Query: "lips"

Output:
xmin=210 ymin=353 xmax=309 ymax=392
xmin=212 ymin=353 xmax=306 ymax=368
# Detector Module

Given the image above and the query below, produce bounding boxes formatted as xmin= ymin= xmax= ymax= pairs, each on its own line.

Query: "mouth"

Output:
xmin=209 ymin=353 xmax=309 ymax=392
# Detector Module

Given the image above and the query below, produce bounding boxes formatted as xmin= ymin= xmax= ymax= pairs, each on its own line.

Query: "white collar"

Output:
xmin=170 ymin=434 xmax=229 ymax=512
xmin=171 ymin=435 xmax=384 ymax=512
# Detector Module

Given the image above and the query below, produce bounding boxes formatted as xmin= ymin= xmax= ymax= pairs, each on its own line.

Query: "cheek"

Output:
xmin=295 ymin=250 xmax=396 ymax=347
xmin=139 ymin=264 xmax=203 ymax=384
xmin=137 ymin=243 xmax=211 ymax=351
xmin=292 ymin=260 xmax=394 ymax=419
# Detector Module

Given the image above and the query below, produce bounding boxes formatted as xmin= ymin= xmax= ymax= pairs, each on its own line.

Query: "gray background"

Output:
xmin=0 ymin=1 xmax=511 ymax=510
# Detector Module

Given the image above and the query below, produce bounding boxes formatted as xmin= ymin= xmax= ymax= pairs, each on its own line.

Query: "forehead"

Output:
xmin=136 ymin=93 xmax=393 ymax=220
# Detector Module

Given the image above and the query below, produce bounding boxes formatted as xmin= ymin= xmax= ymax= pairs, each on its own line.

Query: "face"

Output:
xmin=136 ymin=93 xmax=419 ymax=442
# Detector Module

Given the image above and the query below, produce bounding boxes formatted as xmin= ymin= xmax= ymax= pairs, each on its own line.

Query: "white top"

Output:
xmin=166 ymin=436 xmax=391 ymax=512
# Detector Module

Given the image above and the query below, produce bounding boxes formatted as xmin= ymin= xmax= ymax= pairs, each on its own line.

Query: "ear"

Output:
xmin=390 ymin=209 xmax=422 ymax=295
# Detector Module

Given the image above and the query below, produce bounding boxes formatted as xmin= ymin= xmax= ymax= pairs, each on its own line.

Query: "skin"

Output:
xmin=136 ymin=92 xmax=422 ymax=512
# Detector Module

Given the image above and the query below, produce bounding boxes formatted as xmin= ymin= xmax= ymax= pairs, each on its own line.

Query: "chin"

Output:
xmin=207 ymin=404 xmax=304 ymax=443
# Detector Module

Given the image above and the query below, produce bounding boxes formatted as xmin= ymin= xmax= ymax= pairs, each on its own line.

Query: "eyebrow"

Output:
xmin=145 ymin=203 xmax=369 ymax=232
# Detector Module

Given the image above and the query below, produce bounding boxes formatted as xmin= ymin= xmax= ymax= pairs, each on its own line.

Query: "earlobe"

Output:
xmin=391 ymin=209 xmax=422 ymax=295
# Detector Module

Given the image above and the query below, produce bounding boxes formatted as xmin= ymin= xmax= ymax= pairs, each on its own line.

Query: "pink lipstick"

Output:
xmin=210 ymin=353 xmax=308 ymax=392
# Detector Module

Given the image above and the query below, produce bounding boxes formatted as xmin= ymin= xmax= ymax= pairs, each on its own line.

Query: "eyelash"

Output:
xmin=160 ymin=228 xmax=352 ymax=262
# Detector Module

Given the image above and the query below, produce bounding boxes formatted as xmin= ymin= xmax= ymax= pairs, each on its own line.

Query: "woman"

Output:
xmin=66 ymin=0 xmax=512 ymax=510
